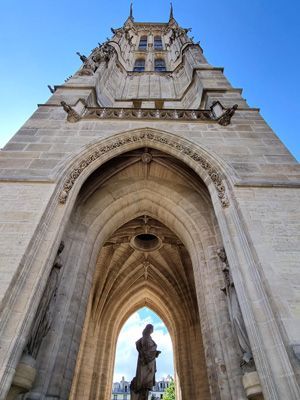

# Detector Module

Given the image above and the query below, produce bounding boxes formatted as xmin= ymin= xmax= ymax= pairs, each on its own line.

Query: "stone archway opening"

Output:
xmin=71 ymin=209 xmax=210 ymax=400
xmin=35 ymin=144 xmax=243 ymax=400
xmin=112 ymin=307 xmax=174 ymax=399
xmin=66 ymin=147 xmax=225 ymax=400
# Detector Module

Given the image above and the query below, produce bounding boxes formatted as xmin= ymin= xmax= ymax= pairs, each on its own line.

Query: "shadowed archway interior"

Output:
xmin=49 ymin=147 xmax=241 ymax=400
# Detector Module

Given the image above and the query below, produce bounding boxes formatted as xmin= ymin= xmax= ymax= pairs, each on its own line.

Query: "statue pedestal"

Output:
xmin=6 ymin=354 xmax=37 ymax=400
xmin=242 ymin=371 xmax=264 ymax=399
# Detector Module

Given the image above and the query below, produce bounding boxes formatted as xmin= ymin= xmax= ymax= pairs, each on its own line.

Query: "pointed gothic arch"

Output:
xmin=53 ymin=127 xmax=238 ymax=209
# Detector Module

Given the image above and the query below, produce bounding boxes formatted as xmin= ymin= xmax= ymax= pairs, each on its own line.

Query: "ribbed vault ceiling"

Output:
xmin=92 ymin=215 xmax=198 ymax=329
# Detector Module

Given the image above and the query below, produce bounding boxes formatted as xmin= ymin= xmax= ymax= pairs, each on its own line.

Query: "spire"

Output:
xmin=129 ymin=2 xmax=134 ymax=20
xmin=169 ymin=2 xmax=174 ymax=21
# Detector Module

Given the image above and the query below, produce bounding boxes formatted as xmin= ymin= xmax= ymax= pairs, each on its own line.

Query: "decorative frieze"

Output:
xmin=84 ymin=107 xmax=213 ymax=121
xmin=58 ymin=131 xmax=230 ymax=207
xmin=61 ymin=101 xmax=238 ymax=126
xmin=85 ymin=105 xmax=237 ymax=124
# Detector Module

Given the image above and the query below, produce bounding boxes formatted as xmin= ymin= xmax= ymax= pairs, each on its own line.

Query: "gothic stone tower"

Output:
xmin=0 ymin=6 xmax=300 ymax=400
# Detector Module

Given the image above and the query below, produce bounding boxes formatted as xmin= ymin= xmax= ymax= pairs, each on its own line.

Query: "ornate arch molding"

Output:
xmin=56 ymin=127 xmax=237 ymax=208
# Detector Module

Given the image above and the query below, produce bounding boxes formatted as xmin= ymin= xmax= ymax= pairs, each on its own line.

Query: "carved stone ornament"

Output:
xmin=217 ymin=104 xmax=238 ymax=126
xmin=92 ymin=42 xmax=116 ymax=66
xmin=58 ymin=131 xmax=230 ymax=208
xmin=60 ymin=101 xmax=81 ymax=123
xmin=78 ymin=63 xmax=95 ymax=76
xmin=82 ymin=104 xmax=238 ymax=126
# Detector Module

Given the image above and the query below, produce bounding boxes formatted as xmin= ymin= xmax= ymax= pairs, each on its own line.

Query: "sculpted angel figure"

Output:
xmin=130 ymin=324 xmax=161 ymax=400
xmin=26 ymin=242 xmax=64 ymax=358
xmin=217 ymin=247 xmax=253 ymax=367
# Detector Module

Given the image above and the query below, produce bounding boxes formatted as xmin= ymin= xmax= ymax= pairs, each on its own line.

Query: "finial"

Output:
xmin=169 ymin=2 xmax=174 ymax=21
xmin=130 ymin=2 xmax=134 ymax=20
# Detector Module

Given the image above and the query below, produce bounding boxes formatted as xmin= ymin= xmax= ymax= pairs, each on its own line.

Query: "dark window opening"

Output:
xmin=154 ymin=59 xmax=166 ymax=72
xmin=134 ymin=59 xmax=145 ymax=72
xmin=139 ymin=36 xmax=148 ymax=50
xmin=154 ymin=36 xmax=163 ymax=50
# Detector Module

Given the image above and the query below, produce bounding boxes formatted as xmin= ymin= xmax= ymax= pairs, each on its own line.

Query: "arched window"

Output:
xmin=139 ymin=35 xmax=148 ymax=50
xmin=133 ymin=59 xmax=145 ymax=72
xmin=154 ymin=59 xmax=166 ymax=72
xmin=154 ymin=36 xmax=163 ymax=50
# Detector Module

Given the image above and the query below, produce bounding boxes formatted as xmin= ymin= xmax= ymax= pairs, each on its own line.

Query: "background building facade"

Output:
xmin=111 ymin=376 xmax=172 ymax=400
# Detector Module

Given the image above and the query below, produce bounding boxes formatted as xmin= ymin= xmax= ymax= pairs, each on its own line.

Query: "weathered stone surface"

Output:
xmin=0 ymin=9 xmax=299 ymax=400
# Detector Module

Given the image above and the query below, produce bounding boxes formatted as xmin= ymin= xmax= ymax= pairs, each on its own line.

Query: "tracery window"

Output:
xmin=154 ymin=36 xmax=163 ymax=50
xmin=133 ymin=59 xmax=145 ymax=72
xmin=139 ymin=35 xmax=148 ymax=50
xmin=154 ymin=59 xmax=166 ymax=72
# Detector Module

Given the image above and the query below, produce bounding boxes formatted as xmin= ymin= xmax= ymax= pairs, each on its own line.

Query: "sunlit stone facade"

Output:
xmin=0 ymin=5 xmax=300 ymax=400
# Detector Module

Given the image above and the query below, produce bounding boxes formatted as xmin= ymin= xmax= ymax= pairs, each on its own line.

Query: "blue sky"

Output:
xmin=113 ymin=307 xmax=173 ymax=382
xmin=0 ymin=0 xmax=299 ymax=160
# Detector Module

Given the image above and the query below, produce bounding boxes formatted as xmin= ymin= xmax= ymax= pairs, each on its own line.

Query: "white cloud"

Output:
xmin=113 ymin=310 xmax=174 ymax=382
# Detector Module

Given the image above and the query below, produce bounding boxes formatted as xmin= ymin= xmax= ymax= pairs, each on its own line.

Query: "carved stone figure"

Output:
xmin=217 ymin=248 xmax=254 ymax=369
xmin=217 ymin=104 xmax=238 ymax=126
xmin=130 ymin=324 xmax=161 ymax=400
xmin=76 ymin=52 xmax=98 ymax=75
xmin=60 ymin=101 xmax=81 ymax=123
xmin=25 ymin=242 xmax=64 ymax=359
xmin=92 ymin=42 xmax=115 ymax=67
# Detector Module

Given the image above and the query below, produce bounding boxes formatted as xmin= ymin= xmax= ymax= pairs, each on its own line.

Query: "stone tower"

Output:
xmin=0 ymin=5 xmax=300 ymax=400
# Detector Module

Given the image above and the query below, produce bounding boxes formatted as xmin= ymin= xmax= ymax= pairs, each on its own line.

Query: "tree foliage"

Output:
xmin=162 ymin=379 xmax=175 ymax=400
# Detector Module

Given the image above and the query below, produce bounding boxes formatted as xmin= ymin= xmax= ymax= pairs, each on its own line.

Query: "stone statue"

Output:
xmin=92 ymin=42 xmax=115 ymax=67
xmin=60 ymin=101 xmax=81 ymax=122
xmin=217 ymin=248 xmax=254 ymax=368
xmin=26 ymin=242 xmax=64 ymax=359
xmin=217 ymin=104 xmax=238 ymax=126
xmin=130 ymin=324 xmax=161 ymax=400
